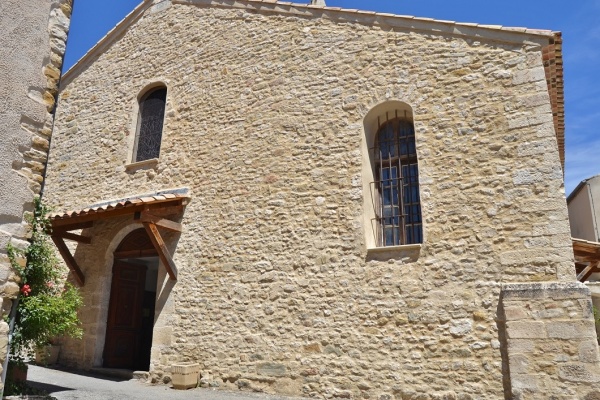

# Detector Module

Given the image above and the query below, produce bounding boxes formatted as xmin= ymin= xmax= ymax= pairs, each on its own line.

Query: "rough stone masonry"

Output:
xmin=0 ymin=0 xmax=72 ymax=391
xmin=42 ymin=0 xmax=599 ymax=399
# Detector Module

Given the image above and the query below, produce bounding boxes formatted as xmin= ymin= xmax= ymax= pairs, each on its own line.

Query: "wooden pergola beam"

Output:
xmin=574 ymin=249 xmax=600 ymax=258
xmin=52 ymin=231 xmax=92 ymax=244
xmin=50 ymin=221 xmax=94 ymax=232
xmin=143 ymin=222 xmax=178 ymax=280
xmin=51 ymin=201 xmax=186 ymax=228
xmin=577 ymin=261 xmax=600 ymax=283
xmin=51 ymin=236 xmax=85 ymax=286
xmin=572 ymin=239 xmax=600 ymax=281
xmin=577 ymin=265 xmax=594 ymax=282
xmin=138 ymin=212 xmax=182 ymax=232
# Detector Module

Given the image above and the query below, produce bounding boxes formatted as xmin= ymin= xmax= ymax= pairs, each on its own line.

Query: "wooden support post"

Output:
xmin=51 ymin=236 xmax=85 ymax=286
xmin=143 ymin=222 xmax=178 ymax=280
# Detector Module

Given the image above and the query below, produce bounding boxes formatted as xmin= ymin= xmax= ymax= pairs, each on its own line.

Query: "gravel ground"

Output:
xmin=20 ymin=365 xmax=309 ymax=400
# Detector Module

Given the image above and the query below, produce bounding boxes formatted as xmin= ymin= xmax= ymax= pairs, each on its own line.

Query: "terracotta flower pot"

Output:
xmin=6 ymin=361 xmax=28 ymax=384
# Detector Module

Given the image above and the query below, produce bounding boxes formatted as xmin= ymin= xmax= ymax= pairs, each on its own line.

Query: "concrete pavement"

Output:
xmin=22 ymin=365 xmax=309 ymax=400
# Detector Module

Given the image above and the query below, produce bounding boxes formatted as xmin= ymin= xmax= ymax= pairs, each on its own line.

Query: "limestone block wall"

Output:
xmin=43 ymin=2 xmax=579 ymax=399
xmin=0 ymin=0 xmax=72 ymax=388
xmin=501 ymin=283 xmax=600 ymax=399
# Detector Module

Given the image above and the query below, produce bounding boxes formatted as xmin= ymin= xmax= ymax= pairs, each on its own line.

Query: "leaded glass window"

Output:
xmin=373 ymin=112 xmax=422 ymax=246
xmin=134 ymin=87 xmax=167 ymax=162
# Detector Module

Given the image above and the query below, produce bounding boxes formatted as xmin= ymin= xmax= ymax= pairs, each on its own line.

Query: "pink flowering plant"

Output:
xmin=7 ymin=197 xmax=83 ymax=360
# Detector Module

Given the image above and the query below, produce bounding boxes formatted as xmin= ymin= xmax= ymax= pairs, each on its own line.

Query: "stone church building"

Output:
xmin=42 ymin=0 xmax=600 ymax=398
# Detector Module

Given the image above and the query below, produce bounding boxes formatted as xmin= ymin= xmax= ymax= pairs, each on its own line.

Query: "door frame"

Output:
xmin=101 ymin=227 xmax=159 ymax=369
xmin=103 ymin=260 xmax=147 ymax=369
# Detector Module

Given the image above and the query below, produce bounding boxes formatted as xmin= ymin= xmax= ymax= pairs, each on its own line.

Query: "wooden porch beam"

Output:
xmin=574 ymin=250 xmax=600 ymax=258
xmin=139 ymin=205 xmax=184 ymax=218
xmin=51 ymin=236 xmax=85 ymax=286
xmin=50 ymin=201 xmax=185 ymax=228
xmin=52 ymin=231 xmax=92 ymax=244
xmin=138 ymin=212 xmax=182 ymax=232
xmin=143 ymin=222 xmax=177 ymax=281
xmin=50 ymin=220 xmax=94 ymax=232
xmin=577 ymin=261 xmax=600 ymax=283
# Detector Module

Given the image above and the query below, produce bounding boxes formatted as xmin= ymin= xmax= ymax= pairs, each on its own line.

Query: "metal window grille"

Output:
xmin=134 ymin=87 xmax=167 ymax=162
xmin=370 ymin=111 xmax=422 ymax=246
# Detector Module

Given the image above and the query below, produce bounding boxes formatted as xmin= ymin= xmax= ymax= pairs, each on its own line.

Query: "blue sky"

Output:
xmin=63 ymin=0 xmax=600 ymax=195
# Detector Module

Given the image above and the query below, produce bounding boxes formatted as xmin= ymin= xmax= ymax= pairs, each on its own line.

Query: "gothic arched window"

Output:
xmin=133 ymin=87 xmax=167 ymax=162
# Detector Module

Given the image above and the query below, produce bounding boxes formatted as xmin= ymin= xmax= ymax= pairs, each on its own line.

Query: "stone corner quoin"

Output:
xmin=0 ymin=0 xmax=73 ymax=391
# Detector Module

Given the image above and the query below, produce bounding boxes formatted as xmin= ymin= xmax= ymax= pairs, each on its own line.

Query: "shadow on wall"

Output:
xmin=495 ymin=295 xmax=512 ymax=400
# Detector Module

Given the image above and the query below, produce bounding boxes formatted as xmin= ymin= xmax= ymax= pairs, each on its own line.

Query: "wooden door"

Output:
xmin=103 ymin=261 xmax=147 ymax=369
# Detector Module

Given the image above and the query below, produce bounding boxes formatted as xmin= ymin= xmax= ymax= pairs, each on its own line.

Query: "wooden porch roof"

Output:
xmin=573 ymin=238 xmax=600 ymax=282
xmin=50 ymin=193 xmax=189 ymax=227
xmin=49 ymin=193 xmax=190 ymax=286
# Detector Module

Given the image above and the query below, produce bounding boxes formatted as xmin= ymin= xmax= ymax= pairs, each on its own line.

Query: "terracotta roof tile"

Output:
xmin=50 ymin=193 xmax=190 ymax=221
xmin=252 ymin=0 xmax=555 ymax=36
xmin=435 ymin=19 xmax=456 ymax=25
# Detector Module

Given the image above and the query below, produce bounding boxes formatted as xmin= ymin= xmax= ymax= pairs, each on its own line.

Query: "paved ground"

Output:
xmin=24 ymin=365 xmax=307 ymax=400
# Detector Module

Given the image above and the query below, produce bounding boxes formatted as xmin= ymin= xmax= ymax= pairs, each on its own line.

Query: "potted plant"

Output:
xmin=6 ymin=198 xmax=83 ymax=382
xmin=34 ymin=340 xmax=61 ymax=365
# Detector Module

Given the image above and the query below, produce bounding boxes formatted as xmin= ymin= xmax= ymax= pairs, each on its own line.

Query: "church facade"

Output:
xmin=43 ymin=0 xmax=600 ymax=398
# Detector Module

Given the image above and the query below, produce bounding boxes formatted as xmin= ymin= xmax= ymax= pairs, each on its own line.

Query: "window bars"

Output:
xmin=371 ymin=111 xmax=422 ymax=247
xmin=135 ymin=87 xmax=167 ymax=162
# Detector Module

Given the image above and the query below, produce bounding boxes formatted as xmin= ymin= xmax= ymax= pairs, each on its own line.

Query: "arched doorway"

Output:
xmin=103 ymin=228 xmax=159 ymax=370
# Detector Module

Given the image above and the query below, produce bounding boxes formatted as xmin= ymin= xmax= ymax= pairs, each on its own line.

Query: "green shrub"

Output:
xmin=7 ymin=197 xmax=83 ymax=360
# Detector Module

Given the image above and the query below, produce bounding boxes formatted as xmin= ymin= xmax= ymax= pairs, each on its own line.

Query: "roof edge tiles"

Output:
xmin=173 ymin=0 xmax=554 ymax=41
xmin=61 ymin=0 xmax=556 ymax=86
xmin=543 ymin=32 xmax=565 ymax=173
xmin=50 ymin=189 xmax=190 ymax=221
xmin=88 ymin=187 xmax=189 ymax=208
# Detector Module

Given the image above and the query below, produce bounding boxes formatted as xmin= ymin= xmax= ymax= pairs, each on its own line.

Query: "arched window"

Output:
xmin=372 ymin=110 xmax=422 ymax=246
xmin=133 ymin=86 xmax=167 ymax=162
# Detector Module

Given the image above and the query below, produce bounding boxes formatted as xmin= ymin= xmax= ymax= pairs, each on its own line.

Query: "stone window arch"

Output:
xmin=363 ymin=101 xmax=423 ymax=248
xmin=133 ymin=85 xmax=167 ymax=162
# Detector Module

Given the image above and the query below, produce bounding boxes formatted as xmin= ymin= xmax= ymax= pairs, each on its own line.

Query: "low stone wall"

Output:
xmin=501 ymin=282 xmax=600 ymax=399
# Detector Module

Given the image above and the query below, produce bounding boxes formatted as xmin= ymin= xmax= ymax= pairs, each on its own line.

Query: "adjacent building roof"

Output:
xmin=567 ymin=174 xmax=600 ymax=203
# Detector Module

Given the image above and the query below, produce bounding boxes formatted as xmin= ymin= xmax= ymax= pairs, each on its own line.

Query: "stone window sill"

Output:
xmin=366 ymin=243 xmax=422 ymax=262
xmin=125 ymin=158 xmax=159 ymax=172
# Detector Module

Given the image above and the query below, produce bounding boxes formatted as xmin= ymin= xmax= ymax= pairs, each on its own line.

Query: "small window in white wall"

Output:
xmin=133 ymin=87 xmax=167 ymax=162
